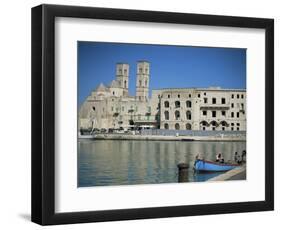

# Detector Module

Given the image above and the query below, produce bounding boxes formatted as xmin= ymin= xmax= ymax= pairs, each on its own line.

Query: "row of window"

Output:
xmin=203 ymin=97 xmax=245 ymax=105
xmin=166 ymin=92 xmax=208 ymax=99
xmin=164 ymin=123 xmax=192 ymax=130
xmin=163 ymin=123 xmax=242 ymax=131
xmin=164 ymin=92 xmax=245 ymax=100
xmin=200 ymin=121 xmax=240 ymax=131
xmin=201 ymin=127 xmax=240 ymax=131
xmin=202 ymin=110 xmax=241 ymax=118
xmin=138 ymin=79 xmax=148 ymax=87
xmin=137 ymin=96 xmax=148 ymax=101
xmin=204 ymin=97 xmax=226 ymax=104
xmin=163 ymin=110 xmax=242 ymax=120
xmin=164 ymin=98 xmax=244 ymax=107
xmin=200 ymin=121 xmax=240 ymax=126
xmin=164 ymin=100 xmax=192 ymax=108
xmin=231 ymin=103 xmax=244 ymax=109
xmin=164 ymin=111 xmax=191 ymax=120
xmin=232 ymin=94 xmax=244 ymax=99
xmin=118 ymin=69 xmax=128 ymax=75
xmin=138 ymin=67 xmax=149 ymax=74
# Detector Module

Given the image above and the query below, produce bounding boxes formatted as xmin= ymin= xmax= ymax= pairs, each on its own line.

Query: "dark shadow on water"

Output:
xmin=18 ymin=213 xmax=31 ymax=222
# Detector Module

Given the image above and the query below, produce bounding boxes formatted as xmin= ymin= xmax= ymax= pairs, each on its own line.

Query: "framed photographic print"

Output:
xmin=31 ymin=4 xmax=274 ymax=225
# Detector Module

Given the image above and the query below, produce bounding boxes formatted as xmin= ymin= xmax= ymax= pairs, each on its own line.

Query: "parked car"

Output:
xmin=108 ymin=128 xmax=114 ymax=133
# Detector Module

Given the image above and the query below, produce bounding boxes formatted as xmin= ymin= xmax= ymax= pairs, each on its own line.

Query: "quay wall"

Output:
xmin=207 ymin=165 xmax=246 ymax=181
xmin=92 ymin=132 xmax=246 ymax=141
xmin=140 ymin=129 xmax=246 ymax=137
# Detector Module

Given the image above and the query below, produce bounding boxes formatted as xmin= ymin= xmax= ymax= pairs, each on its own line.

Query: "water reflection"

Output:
xmin=78 ymin=140 xmax=246 ymax=187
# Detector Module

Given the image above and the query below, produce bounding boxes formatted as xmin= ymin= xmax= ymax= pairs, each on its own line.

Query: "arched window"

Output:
xmin=164 ymin=123 xmax=169 ymax=129
xmin=186 ymin=100 xmax=192 ymax=108
xmin=145 ymin=80 xmax=147 ymax=87
xmin=164 ymin=101 xmax=169 ymax=108
xmin=175 ymin=101 xmax=180 ymax=108
xmin=124 ymin=80 xmax=127 ymax=88
xmin=210 ymin=121 xmax=218 ymax=127
xmin=200 ymin=121 xmax=208 ymax=126
xmin=92 ymin=106 xmax=96 ymax=111
xmin=175 ymin=110 xmax=180 ymax=120
xmin=186 ymin=111 xmax=191 ymax=120
xmin=186 ymin=123 xmax=192 ymax=130
xmin=221 ymin=121 xmax=228 ymax=127
xmin=164 ymin=111 xmax=169 ymax=120
xmin=175 ymin=123 xmax=180 ymax=130
xmin=200 ymin=121 xmax=208 ymax=130
xmin=139 ymin=80 xmax=142 ymax=86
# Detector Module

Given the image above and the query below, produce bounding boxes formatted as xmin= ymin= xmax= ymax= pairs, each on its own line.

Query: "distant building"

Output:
xmin=79 ymin=61 xmax=246 ymax=131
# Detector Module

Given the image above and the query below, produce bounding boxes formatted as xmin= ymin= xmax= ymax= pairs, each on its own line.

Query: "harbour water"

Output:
xmin=78 ymin=140 xmax=246 ymax=187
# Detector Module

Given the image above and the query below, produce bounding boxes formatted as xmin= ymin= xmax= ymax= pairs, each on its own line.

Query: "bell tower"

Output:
xmin=136 ymin=61 xmax=150 ymax=101
xmin=116 ymin=63 xmax=129 ymax=96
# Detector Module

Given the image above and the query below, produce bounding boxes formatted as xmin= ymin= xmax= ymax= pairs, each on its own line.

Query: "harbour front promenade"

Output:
xmin=92 ymin=133 xmax=245 ymax=141
xmin=80 ymin=130 xmax=246 ymax=142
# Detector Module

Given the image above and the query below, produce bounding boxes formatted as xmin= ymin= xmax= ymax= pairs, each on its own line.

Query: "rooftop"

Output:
xmin=153 ymin=87 xmax=246 ymax=92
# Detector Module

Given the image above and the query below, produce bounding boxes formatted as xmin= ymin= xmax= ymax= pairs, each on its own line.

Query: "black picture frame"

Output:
xmin=31 ymin=4 xmax=274 ymax=225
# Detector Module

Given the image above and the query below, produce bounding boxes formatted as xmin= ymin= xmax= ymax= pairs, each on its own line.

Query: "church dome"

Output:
xmin=95 ymin=83 xmax=108 ymax=92
xmin=109 ymin=80 xmax=120 ymax=88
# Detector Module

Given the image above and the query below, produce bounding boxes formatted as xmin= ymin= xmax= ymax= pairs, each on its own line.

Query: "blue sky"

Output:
xmin=78 ymin=42 xmax=246 ymax=105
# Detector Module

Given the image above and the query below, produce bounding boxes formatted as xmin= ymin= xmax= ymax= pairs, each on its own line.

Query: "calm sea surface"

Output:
xmin=78 ymin=140 xmax=246 ymax=187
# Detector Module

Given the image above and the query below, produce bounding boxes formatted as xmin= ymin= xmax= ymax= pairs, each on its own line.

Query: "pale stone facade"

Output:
xmin=158 ymin=88 xmax=246 ymax=131
xmin=79 ymin=61 xmax=246 ymax=131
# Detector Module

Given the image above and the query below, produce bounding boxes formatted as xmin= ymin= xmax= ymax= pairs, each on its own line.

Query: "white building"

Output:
xmin=79 ymin=61 xmax=246 ymax=131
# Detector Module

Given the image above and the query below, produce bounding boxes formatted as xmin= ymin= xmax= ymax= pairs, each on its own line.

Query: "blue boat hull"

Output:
xmin=194 ymin=159 xmax=239 ymax=172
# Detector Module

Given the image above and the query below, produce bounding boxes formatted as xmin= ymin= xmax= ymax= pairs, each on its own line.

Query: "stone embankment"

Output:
xmin=207 ymin=165 xmax=246 ymax=181
xmin=90 ymin=133 xmax=246 ymax=141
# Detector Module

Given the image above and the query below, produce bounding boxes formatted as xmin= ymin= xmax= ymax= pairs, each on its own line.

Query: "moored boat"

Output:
xmin=194 ymin=159 xmax=239 ymax=172
xmin=78 ymin=132 xmax=95 ymax=139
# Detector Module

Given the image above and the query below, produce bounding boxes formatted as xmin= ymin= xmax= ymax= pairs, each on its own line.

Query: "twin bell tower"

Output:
xmin=115 ymin=61 xmax=150 ymax=101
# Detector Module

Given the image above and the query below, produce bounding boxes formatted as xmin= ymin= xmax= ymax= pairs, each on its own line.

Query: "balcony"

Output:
xmin=200 ymin=104 xmax=230 ymax=110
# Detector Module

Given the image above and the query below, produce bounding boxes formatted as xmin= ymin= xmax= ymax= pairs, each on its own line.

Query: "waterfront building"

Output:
xmin=79 ymin=61 xmax=246 ymax=131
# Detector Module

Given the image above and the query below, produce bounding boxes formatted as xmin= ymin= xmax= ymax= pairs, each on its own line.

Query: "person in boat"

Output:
xmin=194 ymin=154 xmax=202 ymax=167
xmin=215 ymin=153 xmax=220 ymax=162
xmin=237 ymin=155 xmax=242 ymax=164
xmin=216 ymin=153 xmax=224 ymax=163
xmin=194 ymin=154 xmax=204 ymax=166
xmin=195 ymin=154 xmax=203 ymax=161
xmin=242 ymin=150 xmax=246 ymax=162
